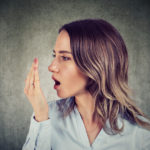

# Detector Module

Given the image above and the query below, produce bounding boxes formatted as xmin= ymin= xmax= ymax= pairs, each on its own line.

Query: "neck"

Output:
xmin=75 ymin=91 xmax=96 ymax=124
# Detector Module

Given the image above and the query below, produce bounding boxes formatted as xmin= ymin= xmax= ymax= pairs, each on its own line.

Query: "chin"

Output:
xmin=57 ymin=92 xmax=69 ymax=99
xmin=57 ymin=91 xmax=74 ymax=99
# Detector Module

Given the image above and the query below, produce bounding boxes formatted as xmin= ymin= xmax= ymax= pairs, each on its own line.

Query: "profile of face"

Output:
xmin=48 ymin=30 xmax=88 ymax=98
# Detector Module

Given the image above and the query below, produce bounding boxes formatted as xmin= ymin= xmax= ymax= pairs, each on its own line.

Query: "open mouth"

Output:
xmin=54 ymin=79 xmax=61 ymax=89
xmin=54 ymin=80 xmax=61 ymax=86
xmin=52 ymin=76 xmax=61 ymax=89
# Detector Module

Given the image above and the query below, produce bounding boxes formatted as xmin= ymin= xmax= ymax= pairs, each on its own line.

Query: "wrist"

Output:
xmin=34 ymin=110 xmax=49 ymax=122
xmin=34 ymin=115 xmax=49 ymax=122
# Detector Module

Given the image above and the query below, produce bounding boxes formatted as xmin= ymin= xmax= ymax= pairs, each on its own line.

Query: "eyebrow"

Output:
xmin=53 ymin=49 xmax=72 ymax=54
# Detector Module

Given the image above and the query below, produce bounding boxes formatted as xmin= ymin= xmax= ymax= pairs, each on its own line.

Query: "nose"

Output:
xmin=48 ymin=60 xmax=59 ymax=73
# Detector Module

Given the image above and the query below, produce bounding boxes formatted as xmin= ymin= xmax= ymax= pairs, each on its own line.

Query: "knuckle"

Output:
xmin=35 ymin=85 xmax=40 ymax=89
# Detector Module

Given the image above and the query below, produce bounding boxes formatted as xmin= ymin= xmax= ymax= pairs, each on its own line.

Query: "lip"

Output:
xmin=54 ymin=84 xmax=60 ymax=90
xmin=52 ymin=76 xmax=60 ymax=82
xmin=52 ymin=76 xmax=61 ymax=90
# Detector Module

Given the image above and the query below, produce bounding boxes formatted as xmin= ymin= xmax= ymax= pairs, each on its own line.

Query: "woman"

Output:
xmin=22 ymin=19 xmax=150 ymax=150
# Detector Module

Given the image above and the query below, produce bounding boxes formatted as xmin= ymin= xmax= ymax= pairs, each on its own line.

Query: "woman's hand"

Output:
xmin=24 ymin=58 xmax=49 ymax=122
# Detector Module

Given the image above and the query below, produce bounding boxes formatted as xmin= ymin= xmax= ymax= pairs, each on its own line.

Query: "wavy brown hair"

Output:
xmin=58 ymin=19 xmax=150 ymax=134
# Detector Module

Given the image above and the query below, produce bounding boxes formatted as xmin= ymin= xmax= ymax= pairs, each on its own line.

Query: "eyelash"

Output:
xmin=52 ymin=54 xmax=71 ymax=61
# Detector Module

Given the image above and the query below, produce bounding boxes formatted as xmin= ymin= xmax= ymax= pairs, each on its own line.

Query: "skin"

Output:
xmin=24 ymin=58 xmax=49 ymax=122
xmin=48 ymin=31 xmax=88 ymax=99
xmin=24 ymin=30 xmax=102 ymax=144
xmin=48 ymin=30 xmax=95 ymax=123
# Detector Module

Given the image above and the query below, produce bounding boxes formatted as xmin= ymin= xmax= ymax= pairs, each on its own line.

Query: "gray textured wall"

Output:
xmin=0 ymin=0 xmax=150 ymax=149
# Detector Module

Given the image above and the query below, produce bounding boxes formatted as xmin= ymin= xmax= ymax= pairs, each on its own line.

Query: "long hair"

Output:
xmin=58 ymin=19 xmax=150 ymax=134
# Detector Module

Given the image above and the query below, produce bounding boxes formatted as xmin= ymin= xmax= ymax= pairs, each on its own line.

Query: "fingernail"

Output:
xmin=34 ymin=58 xmax=38 ymax=64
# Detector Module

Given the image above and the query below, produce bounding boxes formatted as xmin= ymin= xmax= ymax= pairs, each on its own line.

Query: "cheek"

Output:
xmin=62 ymin=66 xmax=87 ymax=91
xmin=56 ymin=63 xmax=88 ymax=98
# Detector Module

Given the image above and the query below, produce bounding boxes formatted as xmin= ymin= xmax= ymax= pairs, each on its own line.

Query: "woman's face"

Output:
xmin=48 ymin=30 xmax=88 ymax=98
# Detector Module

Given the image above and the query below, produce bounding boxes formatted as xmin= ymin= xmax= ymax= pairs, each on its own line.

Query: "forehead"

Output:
xmin=54 ymin=30 xmax=71 ymax=53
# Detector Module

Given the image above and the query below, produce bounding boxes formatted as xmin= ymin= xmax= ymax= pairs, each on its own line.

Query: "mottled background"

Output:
xmin=0 ymin=0 xmax=150 ymax=149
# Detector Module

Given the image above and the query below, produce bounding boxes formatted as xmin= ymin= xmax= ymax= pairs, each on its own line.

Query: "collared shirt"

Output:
xmin=22 ymin=97 xmax=150 ymax=150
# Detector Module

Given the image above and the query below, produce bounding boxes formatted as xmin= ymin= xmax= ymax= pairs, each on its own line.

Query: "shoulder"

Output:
xmin=120 ymin=117 xmax=150 ymax=150
xmin=134 ymin=118 xmax=150 ymax=150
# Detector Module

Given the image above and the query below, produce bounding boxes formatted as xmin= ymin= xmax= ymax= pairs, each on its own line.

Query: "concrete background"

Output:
xmin=0 ymin=0 xmax=150 ymax=149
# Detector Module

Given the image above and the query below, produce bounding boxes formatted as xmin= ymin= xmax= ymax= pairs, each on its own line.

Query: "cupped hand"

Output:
xmin=24 ymin=58 xmax=49 ymax=122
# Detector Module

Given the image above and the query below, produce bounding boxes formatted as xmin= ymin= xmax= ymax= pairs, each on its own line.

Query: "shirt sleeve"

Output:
xmin=22 ymin=113 xmax=52 ymax=150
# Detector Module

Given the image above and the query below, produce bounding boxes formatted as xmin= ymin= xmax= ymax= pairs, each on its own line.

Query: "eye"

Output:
xmin=61 ymin=56 xmax=71 ymax=61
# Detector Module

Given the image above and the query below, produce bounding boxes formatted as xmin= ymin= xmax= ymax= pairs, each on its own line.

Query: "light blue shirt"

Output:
xmin=22 ymin=97 xmax=150 ymax=150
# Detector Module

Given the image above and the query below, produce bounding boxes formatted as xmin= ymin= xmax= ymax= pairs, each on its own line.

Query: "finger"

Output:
xmin=27 ymin=62 xmax=34 ymax=89
xmin=29 ymin=63 xmax=35 ymax=89
xmin=24 ymin=62 xmax=34 ymax=93
xmin=33 ymin=58 xmax=40 ymax=88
